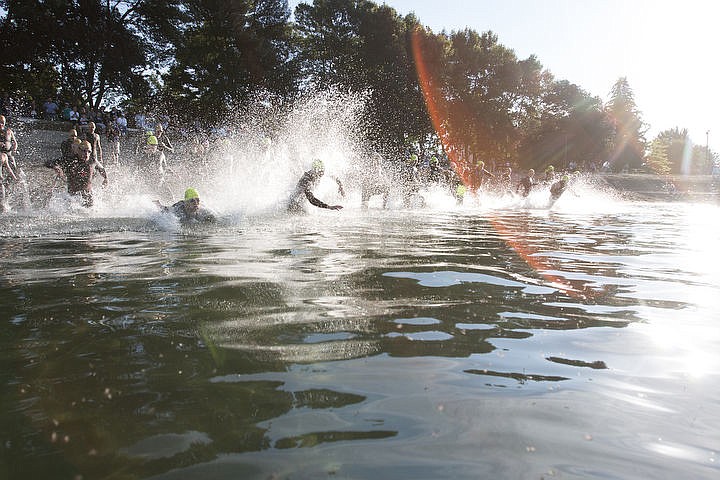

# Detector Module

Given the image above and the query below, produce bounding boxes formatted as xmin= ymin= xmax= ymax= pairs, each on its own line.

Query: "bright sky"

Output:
xmin=290 ymin=0 xmax=720 ymax=153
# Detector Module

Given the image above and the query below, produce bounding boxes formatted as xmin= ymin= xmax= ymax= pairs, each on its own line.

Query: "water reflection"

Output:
xmin=1 ymin=204 xmax=719 ymax=479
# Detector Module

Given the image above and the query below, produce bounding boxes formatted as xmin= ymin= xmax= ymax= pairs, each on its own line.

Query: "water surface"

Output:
xmin=1 ymin=199 xmax=719 ymax=479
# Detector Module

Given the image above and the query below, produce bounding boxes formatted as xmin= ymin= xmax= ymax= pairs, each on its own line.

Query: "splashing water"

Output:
xmin=1 ymin=91 xmax=650 ymax=238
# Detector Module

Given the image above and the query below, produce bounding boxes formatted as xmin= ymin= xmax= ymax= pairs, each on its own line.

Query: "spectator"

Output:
xmin=69 ymin=106 xmax=80 ymax=123
xmin=134 ymin=111 xmax=146 ymax=130
xmin=116 ymin=112 xmax=127 ymax=135
xmin=61 ymin=103 xmax=72 ymax=121
xmin=92 ymin=109 xmax=106 ymax=133
xmin=43 ymin=98 xmax=59 ymax=120
xmin=77 ymin=108 xmax=89 ymax=131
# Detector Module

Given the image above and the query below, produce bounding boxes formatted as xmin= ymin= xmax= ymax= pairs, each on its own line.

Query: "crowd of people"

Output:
xmin=0 ymin=96 xmax=576 ymax=218
xmin=342 ymin=151 xmax=576 ymax=213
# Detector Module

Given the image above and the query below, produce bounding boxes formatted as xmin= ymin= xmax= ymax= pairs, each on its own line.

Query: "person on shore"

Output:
xmin=154 ymin=187 xmax=215 ymax=224
xmin=516 ymin=168 xmax=535 ymax=197
xmin=287 ymin=159 xmax=343 ymax=214
xmin=116 ymin=112 xmax=127 ymax=135
xmin=45 ymin=140 xmax=108 ymax=207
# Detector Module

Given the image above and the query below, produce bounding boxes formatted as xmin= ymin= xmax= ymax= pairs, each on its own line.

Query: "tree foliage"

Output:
xmin=653 ymin=127 xmax=714 ymax=175
xmin=605 ymin=77 xmax=646 ymax=172
xmin=519 ymin=80 xmax=612 ymax=171
xmin=0 ymin=0 xmax=714 ymax=169
xmin=294 ymin=0 xmax=432 ymax=155
xmin=0 ymin=0 xmax=186 ymax=108
xmin=160 ymin=0 xmax=298 ymax=123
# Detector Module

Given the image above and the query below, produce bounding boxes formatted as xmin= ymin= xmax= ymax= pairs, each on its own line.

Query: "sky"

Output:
xmin=289 ymin=0 xmax=720 ymax=153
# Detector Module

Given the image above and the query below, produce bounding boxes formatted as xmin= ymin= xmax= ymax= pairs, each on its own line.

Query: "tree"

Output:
xmin=294 ymin=0 xmax=433 ymax=156
xmin=160 ymin=0 xmax=298 ymax=123
xmin=606 ymin=77 xmax=646 ymax=172
xmin=518 ymin=80 xmax=613 ymax=171
xmin=0 ymin=0 xmax=186 ymax=108
xmin=644 ymin=138 xmax=671 ymax=175
xmin=441 ymin=29 xmax=547 ymax=174
xmin=654 ymin=127 xmax=715 ymax=175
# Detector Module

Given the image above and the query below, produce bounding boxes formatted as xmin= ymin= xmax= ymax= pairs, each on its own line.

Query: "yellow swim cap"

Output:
xmin=184 ymin=188 xmax=199 ymax=200
xmin=312 ymin=159 xmax=324 ymax=171
xmin=147 ymin=135 xmax=158 ymax=145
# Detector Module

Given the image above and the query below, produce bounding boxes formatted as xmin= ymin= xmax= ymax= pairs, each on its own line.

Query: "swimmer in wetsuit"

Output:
xmin=549 ymin=174 xmax=570 ymax=203
xmin=287 ymin=159 xmax=343 ymax=214
xmin=155 ymin=187 xmax=215 ymax=224
xmin=516 ymin=168 xmax=535 ymax=197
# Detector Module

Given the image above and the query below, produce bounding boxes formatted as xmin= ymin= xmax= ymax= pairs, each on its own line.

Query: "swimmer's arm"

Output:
xmin=95 ymin=161 xmax=109 ymax=186
xmin=10 ymin=131 xmax=18 ymax=154
xmin=153 ymin=200 xmax=170 ymax=212
xmin=44 ymin=158 xmax=64 ymax=178
xmin=96 ymin=136 xmax=103 ymax=163
xmin=304 ymin=189 xmax=342 ymax=210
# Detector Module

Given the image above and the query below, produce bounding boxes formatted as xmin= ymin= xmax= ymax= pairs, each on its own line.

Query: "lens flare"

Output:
xmin=411 ymin=27 xmax=590 ymax=298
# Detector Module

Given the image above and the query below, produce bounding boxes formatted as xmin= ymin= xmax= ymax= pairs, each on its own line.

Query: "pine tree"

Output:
xmin=606 ymin=77 xmax=646 ymax=172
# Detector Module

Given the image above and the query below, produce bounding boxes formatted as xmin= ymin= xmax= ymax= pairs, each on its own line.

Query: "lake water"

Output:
xmin=1 ymin=183 xmax=719 ymax=479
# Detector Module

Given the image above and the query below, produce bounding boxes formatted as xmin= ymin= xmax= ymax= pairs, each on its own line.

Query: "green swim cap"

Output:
xmin=147 ymin=135 xmax=158 ymax=145
xmin=562 ymin=175 xmax=570 ymax=182
xmin=546 ymin=165 xmax=555 ymax=172
xmin=431 ymin=156 xmax=438 ymax=164
xmin=456 ymin=184 xmax=467 ymax=197
xmin=312 ymin=159 xmax=324 ymax=171
xmin=184 ymin=187 xmax=199 ymax=201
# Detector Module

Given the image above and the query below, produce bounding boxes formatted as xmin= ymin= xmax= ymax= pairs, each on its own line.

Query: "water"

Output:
xmin=2 ymin=92 xmax=719 ymax=478
xmin=2 ymin=194 xmax=719 ymax=479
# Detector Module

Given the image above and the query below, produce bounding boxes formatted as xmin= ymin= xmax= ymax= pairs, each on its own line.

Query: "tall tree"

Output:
xmin=0 ymin=0 xmax=186 ymax=108
xmin=654 ymin=127 xmax=715 ymax=175
xmin=160 ymin=0 xmax=298 ymax=123
xmin=294 ymin=0 xmax=432 ymax=156
xmin=606 ymin=77 xmax=646 ymax=172
xmin=645 ymin=137 xmax=671 ymax=175
xmin=442 ymin=29 xmax=546 ymax=172
xmin=518 ymin=80 xmax=613 ymax=171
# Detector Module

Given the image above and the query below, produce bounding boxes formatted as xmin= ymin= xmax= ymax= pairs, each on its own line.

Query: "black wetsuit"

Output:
xmin=550 ymin=179 xmax=568 ymax=201
xmin=287 ymin=169 xmax=336 ymax=213
xmin=163 ymin=200 xmax=215 ymax=224
xmin=516 ymin=176 xmax=534 ymax=197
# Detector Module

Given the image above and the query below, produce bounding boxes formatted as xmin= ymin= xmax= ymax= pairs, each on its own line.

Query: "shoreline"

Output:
xmin=6 ymin=117 xmax=720 ymax=204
